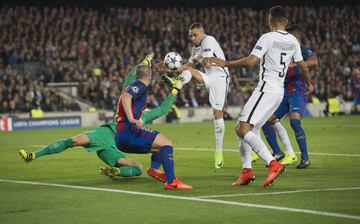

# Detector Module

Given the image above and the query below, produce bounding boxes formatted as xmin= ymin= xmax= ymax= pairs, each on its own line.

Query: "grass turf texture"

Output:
xmin=1 ymin=116 xmax=360 ymax=223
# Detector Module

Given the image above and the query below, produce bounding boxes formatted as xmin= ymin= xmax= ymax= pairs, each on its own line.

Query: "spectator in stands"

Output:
xmin=0 ymin=5 xmax=359 ymax=113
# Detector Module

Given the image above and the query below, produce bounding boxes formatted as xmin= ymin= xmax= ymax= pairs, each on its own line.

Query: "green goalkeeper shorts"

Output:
xmin=83 ymin=126 xmax=127 ymax=167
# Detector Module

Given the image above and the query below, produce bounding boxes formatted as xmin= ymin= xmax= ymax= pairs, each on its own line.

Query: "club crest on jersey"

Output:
xmin=131 ymin=86 xmax=139 ymax=93
xmin=255 ymin=45 xmax=262 ymax=50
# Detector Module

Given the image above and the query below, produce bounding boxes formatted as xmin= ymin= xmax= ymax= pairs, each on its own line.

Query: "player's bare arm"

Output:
xmin=290 ymin=55 xmax=318 ymax=68
xmin=296 ymin=60 xmax=314 ymax=94
xmin=209 ymin=54 xmax=259 ymax=68
xmin=121 ymin=92 xmax=143 ymax=127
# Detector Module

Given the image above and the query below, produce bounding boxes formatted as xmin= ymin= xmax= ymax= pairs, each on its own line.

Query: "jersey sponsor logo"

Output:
xmin=204 ymin=48 xmax=211 ymax=52
xmin=255 ymin=45 xmax=262 ymax=50
xmin=131 ymin=86 xmax=139 ymax=93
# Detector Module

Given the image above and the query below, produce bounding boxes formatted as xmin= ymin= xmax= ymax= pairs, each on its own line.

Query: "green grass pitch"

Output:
xmin=1 ymin=116 xmax=360 ymax=224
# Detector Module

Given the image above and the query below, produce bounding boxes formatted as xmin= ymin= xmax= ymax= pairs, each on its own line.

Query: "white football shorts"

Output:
xmin=238 ymin=89 xmax=283 ymax=129
xmin=199 ymin=70 xmax=230 ymax=111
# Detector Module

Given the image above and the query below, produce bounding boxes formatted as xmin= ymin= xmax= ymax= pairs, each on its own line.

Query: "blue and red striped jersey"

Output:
xmin=352 ymin=76 xmax=360 ymax=99
xmin=115 ymin=80 xmax=148 ymax=131
xmin=284 ymin=45 xmax=316 ymax=96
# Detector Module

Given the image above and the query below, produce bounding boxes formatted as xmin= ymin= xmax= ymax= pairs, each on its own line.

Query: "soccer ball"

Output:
xmin=164 ymin=52 xmax=182 ymax=70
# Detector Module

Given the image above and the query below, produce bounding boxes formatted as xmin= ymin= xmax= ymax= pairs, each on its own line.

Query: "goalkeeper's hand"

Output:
xmin=171 ymin=76 xmax=185 ymax=96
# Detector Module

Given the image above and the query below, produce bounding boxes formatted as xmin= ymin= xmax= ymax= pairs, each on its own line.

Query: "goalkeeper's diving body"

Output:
xmin=19 ymin=53 xmax=184 ymax=179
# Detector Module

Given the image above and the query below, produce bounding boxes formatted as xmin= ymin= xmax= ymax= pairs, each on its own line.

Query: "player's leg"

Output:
xmin=146 ymin=151 xmax=166 ymax=183
xmin=151 ymin=133 xmax=192 ymax=190
xmin=213 ymin=109 xmax=225 ymax=168
xmin=232 ymin=138 xmax=255 ymax=186
xmin=289 ymin=112 xmax=309 ymax=168
xmin=208 ymin=74 xmax=229 ymax=168
xmin=19 ymin=134 xmax=83 ymax=162
xmin=179 ymin=68 xmax=206 ymax=85
xmin=262 ymin=116 xmax=285 ymax=160
xmin=97 ymin=149 xmax=143 ymax=178
xmin=288 ymin=95 xmax=310 ymax=168
xmin=236 ymin=91 xmax=285 ymax=186
xmin=262 ymin=97 xmax=289 ymax=160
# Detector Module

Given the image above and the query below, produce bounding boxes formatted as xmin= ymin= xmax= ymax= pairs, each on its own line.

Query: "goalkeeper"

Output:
xmin=19 ymin=53 xmax=184 ymax=178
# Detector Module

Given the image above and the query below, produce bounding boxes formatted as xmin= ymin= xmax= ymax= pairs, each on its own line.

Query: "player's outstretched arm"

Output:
xmin=208 ymin=55 xmax=259 ymax=68
xmin=296 ymin=60 xmax=314 ymax=94
xmin=140 ymin=77 xmax=183 ymax=124
xmin=122 ymin=66 xmax=138 ymax=90
xmin=141 ymin=93 xmax=176 ymax=124
xmin=123 ymin=53 xmax=154 ymax=90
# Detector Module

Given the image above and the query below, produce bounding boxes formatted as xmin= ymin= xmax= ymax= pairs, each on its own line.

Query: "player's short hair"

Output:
xmin=189 ymin=23 xmax=203 ymax=30
xmin=286 ymin=24 xmax=303 ymax=34
xmin=269 ymin=5 xmax=288 ymax=24
xmin=136 ymin=65 xmax=152 ymax=79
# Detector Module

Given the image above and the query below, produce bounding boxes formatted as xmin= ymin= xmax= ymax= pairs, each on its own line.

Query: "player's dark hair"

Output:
xmin=136 ymin=65 xmax=152 ymax=79
xmin=269 ymin=5 xmax=288 ymax=24
xmin=286 ymin=24 xmax=303 ymax=34
xmin=189 ymin=23 xmax=203 ymax=30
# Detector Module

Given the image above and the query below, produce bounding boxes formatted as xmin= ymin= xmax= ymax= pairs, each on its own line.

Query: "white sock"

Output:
xmin=239 ymin=140 xmax=252 ymax=169
xmin=179 ymin=70 xmax=192 ymax=84
xmin=214 ymin=118 xmax=225 ymax=152
xmin=273 ymin=122 xmax=295 ymax=155
xmin=243 ymin=131 xmax=274 ymax=165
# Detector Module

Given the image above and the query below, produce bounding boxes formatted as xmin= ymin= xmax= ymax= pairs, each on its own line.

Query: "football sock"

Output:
xmin=34 ymin=138 xmax=73 ymax=158
xmin=273 ymin=122 xmax=295 ymax=155
xmin=160 ymin=145 xmax=176 ymax=183
xmin=179 ymin=70 xmax=192 ymax=84
xmin=290 ymin=119 xmax=309 ymax=160
xmin=151 ymin=152 xmax=162 ymax=169
xmin=262 ymin=121 xmax=282 ymax=155
xmin=214 ymin=118 xmax=225 ymax=152
xmin=239 ymin=140 xmax=252 ymax=169
xmin=119 ymin=166 xmax=142 ymax=177
xmin=243 ymin=131 xmax=274 ymax=166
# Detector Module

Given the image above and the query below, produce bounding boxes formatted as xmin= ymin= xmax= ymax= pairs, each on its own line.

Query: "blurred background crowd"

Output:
xmin=0 ymin=5 xmax=360 ymax=116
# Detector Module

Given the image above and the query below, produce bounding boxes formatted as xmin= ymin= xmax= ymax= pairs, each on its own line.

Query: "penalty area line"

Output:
xmin=0 ymin=179 xmax=360 ymax=221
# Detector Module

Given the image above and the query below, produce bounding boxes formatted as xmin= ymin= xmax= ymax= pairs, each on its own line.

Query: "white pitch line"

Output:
xmin=1 ymin=179 xmax=360 ymax=221
xmin=197 ymin=187 xmax=360 ymax=199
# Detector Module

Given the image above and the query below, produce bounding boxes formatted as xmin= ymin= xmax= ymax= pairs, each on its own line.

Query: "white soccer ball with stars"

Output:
xmin=164 ymin=52 xmax=182 ymax=71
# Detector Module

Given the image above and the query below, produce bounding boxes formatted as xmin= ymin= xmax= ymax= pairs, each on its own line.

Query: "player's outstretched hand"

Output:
xmin=208 ymin=57 xmax=227 ymax=67
xmin=307 ymin=84 xmax=315 ymax=95
xmin=173 ymin=76 xmax=185 ymax=91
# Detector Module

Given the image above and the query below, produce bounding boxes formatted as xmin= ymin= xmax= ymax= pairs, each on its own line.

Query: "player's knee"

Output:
xmin=269 ymin=118 xmax=279 ymax=125
xmin=213 ymin=110 xmax=223 ymax=119
xmin=160 ymin=135 xmax=173 ymax=146
xmin=235 ymin=126 xmax=245 ymax=139
xmin=165 ymin=139 xmax=173 ymax=146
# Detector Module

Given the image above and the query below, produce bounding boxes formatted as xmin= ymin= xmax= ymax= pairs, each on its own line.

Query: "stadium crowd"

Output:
xmin=0 ymin=5 xmax=359 ymax=115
